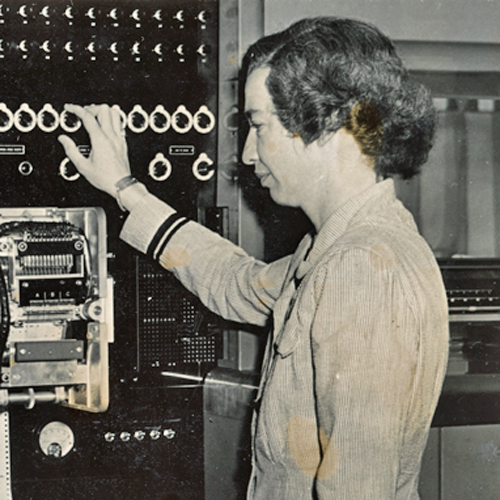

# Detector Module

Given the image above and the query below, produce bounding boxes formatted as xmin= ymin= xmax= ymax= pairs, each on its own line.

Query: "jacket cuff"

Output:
xmin=120 ymin=192 xmax=178 ymax=254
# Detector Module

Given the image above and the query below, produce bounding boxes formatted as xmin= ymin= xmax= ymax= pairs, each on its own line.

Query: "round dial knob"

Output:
xmin=0 ymin=103 xmax=14 ymax=132
xmin=60 ymin=108 xmax=81 ymax=133
xmin=149 ymin=105 xmax=170 ymax=133
xmin=193 ymin=105 xmax=215 ymax=134
xmin=171 ymin=105 xmax=193 ymax=134
xmin=149 ymin=152 xmax=172 ymax=181
xmin=59 ymin=157 xmax=80 ymax=181
xmin=37 ymin=103 xmax=59 ymax=132
xmin=192 ymin=152 xmax=215 ymax=181
xmin=127 ymin=105 xmax=148 ymax=133
xmin=14 ymin=103 xmax=36 ymax=133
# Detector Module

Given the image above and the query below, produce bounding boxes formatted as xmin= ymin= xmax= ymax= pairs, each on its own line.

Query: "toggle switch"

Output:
xmin=153 ymin=9 xmax=163 ymax=22
xmin=63 ymin=41 xmax=74 ymax=55
xmin=153 ymin=43 xmax=163 ymax=57
xmin=130 ymin=8 xmax=141 ymax=22
xmin=174 ymin=10 xmax=184 ymax=22
xmin=63 ymin=5 xmax=74 ymax=22
xmin=18 ymin=39 xmax=29 ymax=53
xmin=40 ymin=39 xmax=52 ymax=59
xmin=131 ymin=41 xmax=141 ymax=56
xmin=84 ymin=7 xmax=99 ymax=27
xmin=108 ymin=7 xmax=121 ymax=23
xmin=85 ymin=7 xmax=97 ymax=20
xmin=86 ymin=41 xmax=97 ymax=55
xmin=197 ymin=10 xmax=210 ymax=23
xmin=109 ymin=42 xmax=119 ymax=55
xmin=17 ymin=4 xmax=31 ymax=22
xmin=39 ymin=5 xmax=51 ymax=24
xmin=196 ymin=44 xmax=211 ymax=58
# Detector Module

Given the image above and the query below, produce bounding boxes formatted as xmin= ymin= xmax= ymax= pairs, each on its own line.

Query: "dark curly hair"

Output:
xmin=242 ymin=17 xmax=436 ymax=179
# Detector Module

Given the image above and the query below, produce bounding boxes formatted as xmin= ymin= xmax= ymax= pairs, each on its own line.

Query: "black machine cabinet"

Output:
xmin=0 ymin=1 xmax=220 ymax=498
xmin=9 ymin=385 xmax=205 ymax=500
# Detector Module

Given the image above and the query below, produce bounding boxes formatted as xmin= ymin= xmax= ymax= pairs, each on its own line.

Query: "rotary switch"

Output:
xmin=172 ymin=105 xmax=193 ymax=134
xmin=127 ymin=105 xmax=148 ymax=133
xmin=192 ymin=153 xmax=215 ymax=181
xmin=150 ymin=105 xmax=171 ymax=133
xmin=37 ymin=103 xmax=59 ymax=132
xmin=149 ymin=152 xmax=172 ymax=182
xmin=0 ymin=103 xmax=14 ymax=132
xmin=60 ymin=109 xmax=81 ymax=133
xmin=14 ymin=103 xmax=36 ymax=132
xmin=193 ymin=106 xmax=215 ymax=134
xmin=59 ymin=158 xmax=80 ymax=182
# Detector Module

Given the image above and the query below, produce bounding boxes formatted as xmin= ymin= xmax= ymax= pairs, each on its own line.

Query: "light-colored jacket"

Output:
xmin=121 ymin=179 xmax=449 ymax=500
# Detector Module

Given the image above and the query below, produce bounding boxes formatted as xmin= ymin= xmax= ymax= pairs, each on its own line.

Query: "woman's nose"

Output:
xmin=242 ymin=128 xmax=257 ymax=166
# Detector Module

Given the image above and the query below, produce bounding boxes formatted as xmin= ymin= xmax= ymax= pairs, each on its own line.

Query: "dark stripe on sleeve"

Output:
xmin=146 ymin=212 xmax=184 ymax=259
xmin=154 ymin=218 xmax=191 ymax=262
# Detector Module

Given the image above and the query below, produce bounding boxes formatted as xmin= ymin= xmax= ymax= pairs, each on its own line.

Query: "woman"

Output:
xmin=59 ymin=17 xmax=448 ymax=500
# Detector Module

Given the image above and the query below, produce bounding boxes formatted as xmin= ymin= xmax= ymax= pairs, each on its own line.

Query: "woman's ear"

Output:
xmin=343 ymin=101 xmax=383 ymax=161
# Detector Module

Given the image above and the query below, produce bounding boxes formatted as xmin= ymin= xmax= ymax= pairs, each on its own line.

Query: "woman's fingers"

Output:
xmin=57 ymin=134 xmax=89 ymax=174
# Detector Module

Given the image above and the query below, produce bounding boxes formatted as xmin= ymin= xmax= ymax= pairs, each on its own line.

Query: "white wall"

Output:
xmin=263 ymin=0 xmax=500 ymax=43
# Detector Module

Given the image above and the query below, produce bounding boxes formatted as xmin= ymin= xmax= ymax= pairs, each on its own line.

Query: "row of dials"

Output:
xmin=0 ymin=5 xmax=211 ymax=28
xmin=38 ymin=420 xmax=178 ymax=459
xmin=14 ymin=149 xmax=215 ymax=183
xmin=0 ymin=103 xmax=216 ymax=135
xmin=103 ymin=427 xmax=177 ymax=443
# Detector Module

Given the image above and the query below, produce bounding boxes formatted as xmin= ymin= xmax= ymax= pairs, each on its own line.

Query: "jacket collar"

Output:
xmin=294 ymin=178 xmax=398 ymax=281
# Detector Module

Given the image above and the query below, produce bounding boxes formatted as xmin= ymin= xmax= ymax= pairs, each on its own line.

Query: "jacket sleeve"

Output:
xmin=310 ymin=247 xmax=419 ymax=499
xmin=120 ymin=191 xmax=290 ymax=326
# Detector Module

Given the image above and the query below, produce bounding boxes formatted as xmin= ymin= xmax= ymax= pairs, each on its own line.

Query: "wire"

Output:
xmin=0 ymin=265 xmax=10 ymax=361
